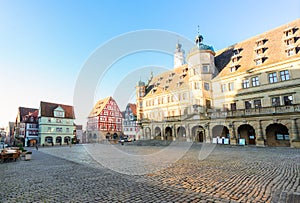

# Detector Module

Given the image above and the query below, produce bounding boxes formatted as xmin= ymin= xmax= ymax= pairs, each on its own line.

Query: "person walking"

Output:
xmin=35 ymin=144 xmax=38 ymax=151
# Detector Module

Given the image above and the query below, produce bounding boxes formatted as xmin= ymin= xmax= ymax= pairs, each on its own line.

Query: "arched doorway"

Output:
xmin=237 ymin=124 xmax=256 ymax=145
xmin=177 ymin=126 xmax=186 ymax=141
xmin=64 ymin=136 xmax=71 ymax=144
xmin=154 ymin=127 xmax=161 ymax=140
xmin=113 ymin=133 xmax=118 ymax=140
xmin=266 ymin=123 xmax=290 ymax=147
xmin=45 ymin=136 xmax=53 ymax=144
xmin=145 ymin=127 xmax=151 ymax=140
xmin=165 ymin=127 xmax=173 ymax=140
xmin=191 ymin=125 xmax=204 ymax=142
xmin=212 ymin=125 xmax=229 ymax=138
xmin=27 ymin=139 xmax=37 ymax=147
xmin=56 ymin=136 xmax=62 ymax=145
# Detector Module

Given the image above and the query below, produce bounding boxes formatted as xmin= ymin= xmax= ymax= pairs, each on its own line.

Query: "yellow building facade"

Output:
xmin=137 ymin=19 xmax=300 ymax=148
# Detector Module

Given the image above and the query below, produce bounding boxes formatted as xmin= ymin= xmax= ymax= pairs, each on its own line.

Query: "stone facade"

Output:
xmin=137 ymin=19 xmax=300 ymax=148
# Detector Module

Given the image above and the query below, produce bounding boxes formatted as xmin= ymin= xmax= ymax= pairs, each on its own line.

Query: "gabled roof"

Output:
xmin=40 ymin=101 xmax=75 ymax=119
xmin=18 ymin=107 xmax=39 ymax=122
xmin=23 ymin=109 xmax=39 ymax=123
xmin=76 ymin=125 xmax=82 ymax=130
xmin=129 ymin=103 xmax=137 ymax=116
xmin=88 ymin=96 xmax=111 ymax=118
xmin=214 ymin=18 xmax=300 ymax=79
xmin=144 ymin=64 xmax=189 ymax=98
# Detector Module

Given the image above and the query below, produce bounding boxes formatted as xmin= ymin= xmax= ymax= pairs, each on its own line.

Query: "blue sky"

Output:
xmin=0 ymin=0 xmax=299 ymax=128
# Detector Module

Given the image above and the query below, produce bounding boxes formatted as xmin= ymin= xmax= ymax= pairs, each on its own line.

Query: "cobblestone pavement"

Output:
xmin=0 ymin=143 xmax=299 ymax=203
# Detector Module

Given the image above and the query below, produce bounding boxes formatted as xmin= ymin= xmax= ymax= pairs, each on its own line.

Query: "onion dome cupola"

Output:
xmin=195 ymin=34 xmax=214 ymax=52
xmin=194 ymin=26 xmax=214 ymax=53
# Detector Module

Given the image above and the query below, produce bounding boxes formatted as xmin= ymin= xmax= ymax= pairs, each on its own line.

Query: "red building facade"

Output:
xmin=87 ymin=97 xmax=123 ymax=142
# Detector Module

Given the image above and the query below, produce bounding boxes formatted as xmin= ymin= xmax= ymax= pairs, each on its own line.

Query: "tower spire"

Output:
xmin=195 ymin=25 xmax=203 ymax=46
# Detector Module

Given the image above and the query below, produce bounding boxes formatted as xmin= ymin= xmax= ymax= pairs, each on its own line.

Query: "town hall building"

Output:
xmin=136 ymin=19 xmax=300 ymax=148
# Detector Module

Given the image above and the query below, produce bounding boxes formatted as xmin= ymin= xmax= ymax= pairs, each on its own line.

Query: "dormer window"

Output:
xmin=254 ymin=43 xmax=268 ymax=65
xmin=231 ymin=48 xmax=242 ymax=63
xmin=168 ymin=72 xmax=175 ymax=78
xmin=283 ymin=27 xmax=296 ymax=38
xmin=54 ymin=106 xmax=65 ymax=118
xmin=180 ymin=71 xmax=187 ymax=78
xmin=255 ymin=38 xmax=267 ymax=47
xmin=254 ymin=39 xmax=268 ymax=57
xmin=286 ymin=48 xmax=295 ymax=56
xmin=285 ymin=38 xmax=295 ymax=46
xmin=230 ymin=67 xmax=236 ymax=72
xmin=177 ymin=81 xmax=183 ymax=87
xmin=283 ymin=27 xmax=299 ymax=56
xmin=230 ymin=64 xmax=240 ymax=72
xmin=254 ymin=58 xmax=263 ymax=65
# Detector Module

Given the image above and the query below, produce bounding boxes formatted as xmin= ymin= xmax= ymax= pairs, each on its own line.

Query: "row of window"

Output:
xmin=45 ymin=136 xmax=70 ymax=143
xmin=145 ymin=108 xmax=190 ymax=119
xmin=27 ymin=124 xmax=38 ymax=128
xmin=27 ymin=130 xmax=38 ymax=136
xmin=54 ymin=110 xmax=64 ymax=118
xmin=123 ymin=127 xmax=138 ymax=132
xmin=145 ymin=92 xmax=189 ymax=107
xmin=99 ymin=116 xmax=122 ymax=123
xmin=223 ymin=95 xmax=293 ymax=111
xmin=123 ymin=121 xmax=137 ymax=126
xmin=46 ymin=118 xmax=72 ymax=124
xmin=221 ymin=82 xmax=235 ymax=92
xmin=104 ymin=104 xmax=117 ymax=111
xmin=47 ymin=127 xmax=71 ymax=133
xmin=100 ymin=124 xmax=122 ymax=131
xmin=242 ymin=70 xmax=290 ymax=89
xmin=100 ymin=110 xmax=122 ymax=117
xmin=87 ymin=124 xmax=122 ymax=132
xmin=230 ymin=28 xmax=298 ymax=69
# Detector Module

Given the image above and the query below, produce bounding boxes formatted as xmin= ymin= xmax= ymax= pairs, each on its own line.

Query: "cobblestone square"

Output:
xmin=0 ymin=143 xmax=300 ymax=203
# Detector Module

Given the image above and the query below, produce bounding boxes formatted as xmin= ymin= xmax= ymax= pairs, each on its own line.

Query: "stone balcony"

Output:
xmin=208 ymin=104 xmax=300 ymax=119
xmin=138 ymin=104 xmax=300 ymax=123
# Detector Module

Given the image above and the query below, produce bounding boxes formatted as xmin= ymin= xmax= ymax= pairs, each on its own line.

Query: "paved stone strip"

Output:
xmin=1 ymin=144 xmax=300 ymax=202
xmin=0 ymin=149 xmax=214 ymax=203
xmin=145 ymin=145 xmax=300 ymax=203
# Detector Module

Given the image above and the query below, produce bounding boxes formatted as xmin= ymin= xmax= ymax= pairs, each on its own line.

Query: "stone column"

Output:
xmin=291 ymin=119 xmax=300 ymax=148
xmin=256 ymin=120 xmax=265 ymax=147
xmin=172 ymin=125 xmax=176 ymax=141
xmin=161 ymin=124 xmax=165 ymax=140
xmin=229 ymin=123 xmax=237 ymax=145
xmin=186 ymin=123 xmax=191 ymax=142
xmin=205 ymin=123 xmax=211 ymax=143
xmin=161 ymin=126 xmax=164 ymax=140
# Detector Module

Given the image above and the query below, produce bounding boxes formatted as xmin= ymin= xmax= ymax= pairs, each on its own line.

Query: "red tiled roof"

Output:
xmin=40 ymin=101 xmax=75 ymax=119
xmin=214 ymin=18 xmax=300 ymax=79
xmin=76 ymin=125 xmax=83 ymax=130
xmin=29 ymin=109 xmax=39 ymax=117
xmin=18 ymin=107 xmax=38 ymax=122
xmin=129 ymin=103 xmax=137 ymax=116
